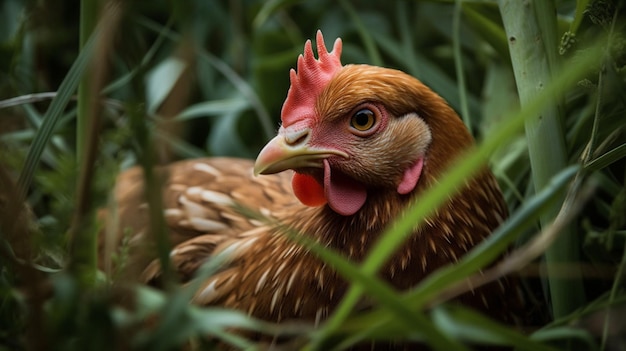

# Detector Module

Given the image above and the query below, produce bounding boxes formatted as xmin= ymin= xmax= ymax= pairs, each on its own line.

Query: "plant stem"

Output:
xmin=586 ymin=9 xmax=618 ymax=165
xmin=77 ymin=0 xmax=98 ymax=162
xmin=67 ymin=0 xmax=100 ymax=287
xmin=453 ymin=0 xmax=472 ymax=131
xmin=499 ymin=0 xmax=585 ymax=318
xmin=69 ymin=0 xmax=123 ymax=287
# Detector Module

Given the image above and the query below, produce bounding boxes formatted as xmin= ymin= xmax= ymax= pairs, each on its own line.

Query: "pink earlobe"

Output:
xmin=397 ymin=158 xmax=424 ymax=195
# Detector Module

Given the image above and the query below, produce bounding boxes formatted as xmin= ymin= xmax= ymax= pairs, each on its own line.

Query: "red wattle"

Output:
xmin=323 ymin=159 xmax=367 ymax=216
xmin=292 ymin=173 xmax=327 ymax=207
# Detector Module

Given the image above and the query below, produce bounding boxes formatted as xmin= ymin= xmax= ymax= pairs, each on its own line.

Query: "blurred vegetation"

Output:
xmin=0 ymin=0 xmax=625 ymax=350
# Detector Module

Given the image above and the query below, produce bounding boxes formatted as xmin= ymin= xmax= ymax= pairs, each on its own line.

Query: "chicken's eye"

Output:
xmin=350 ymin=109 xmax=376 ymax=132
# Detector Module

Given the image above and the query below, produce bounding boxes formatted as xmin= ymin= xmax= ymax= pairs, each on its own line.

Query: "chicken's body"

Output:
xmin=102 ymin=31 xmax=527 ymax=341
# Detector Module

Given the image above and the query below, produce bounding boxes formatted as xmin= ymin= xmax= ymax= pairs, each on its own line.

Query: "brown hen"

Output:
xmin=102 ymin=30 xmax=526 ymax=341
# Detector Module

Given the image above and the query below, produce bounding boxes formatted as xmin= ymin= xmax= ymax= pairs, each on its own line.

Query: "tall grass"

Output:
xmin=0 ymin=0 xmax=624 ymax=350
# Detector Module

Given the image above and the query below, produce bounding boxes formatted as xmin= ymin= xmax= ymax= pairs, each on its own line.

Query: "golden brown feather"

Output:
xmin=100 ymin=35 xmax=530 ymax=348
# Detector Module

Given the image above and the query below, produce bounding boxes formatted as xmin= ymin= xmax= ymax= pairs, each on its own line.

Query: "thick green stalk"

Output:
xmin=69 ymin=0 xmax=106 ymax=287
xmin=499 ymin=0 xmax=584 ymax=318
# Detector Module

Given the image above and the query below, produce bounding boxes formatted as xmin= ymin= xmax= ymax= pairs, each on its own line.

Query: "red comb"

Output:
xmin=281 ymin=30 xmax=343 ymax=127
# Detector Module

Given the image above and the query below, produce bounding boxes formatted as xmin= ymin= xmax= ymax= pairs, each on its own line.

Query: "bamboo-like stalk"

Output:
xmin=69 ymin=0 xmax=122 ymax=287
xmin=66 ymin=0 xmax=100 ymax=287
xmin=498 ymin=0 xmax=585 ymax=318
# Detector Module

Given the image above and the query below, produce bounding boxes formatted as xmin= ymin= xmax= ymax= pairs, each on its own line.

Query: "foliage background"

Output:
xmin=0 ymin=0 xmax=625 ymax=350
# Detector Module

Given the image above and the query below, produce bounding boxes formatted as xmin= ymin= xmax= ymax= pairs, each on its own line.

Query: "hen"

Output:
xmin=102 ymin=30 xmax=525 ymax=340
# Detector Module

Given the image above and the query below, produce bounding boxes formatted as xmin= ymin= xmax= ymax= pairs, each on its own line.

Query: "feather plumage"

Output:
xmin=101 ymin=31 xmax=528 ymax=342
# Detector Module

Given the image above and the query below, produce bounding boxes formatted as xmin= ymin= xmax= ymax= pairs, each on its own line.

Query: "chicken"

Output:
xmin=102 ymin=30 xmax=524 ymax=333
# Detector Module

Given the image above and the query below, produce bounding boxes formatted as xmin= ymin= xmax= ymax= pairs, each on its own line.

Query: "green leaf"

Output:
xmin=462 ymin=2 xmax=510 ymax=61
xmin=584 ymin=143 xmax=626 ymax=171
xmin=174 ymin=98 xmax=250 ymax=121
xmin=531 ymin=327 xmax=599 ymax=351
xmin=16 ymin=29 xmax=98 ymax=200
xmin=145 ymin=57 xmax=188 ymax=115
xmin=432 ymin=305 xmax=560 ymax=351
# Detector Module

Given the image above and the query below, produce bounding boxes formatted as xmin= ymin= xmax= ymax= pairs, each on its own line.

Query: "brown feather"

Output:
xmin=101 ymin=64 xmax=528 ymax=340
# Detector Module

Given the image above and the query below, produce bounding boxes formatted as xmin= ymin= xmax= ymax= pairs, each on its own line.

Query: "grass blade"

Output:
xmin=16 ymin=30 xmax=97 ymax=201
xmin=453 ymin=0 xmax=472 ymax=131
xmin=432 ymin=305 xmax=560 ymax=351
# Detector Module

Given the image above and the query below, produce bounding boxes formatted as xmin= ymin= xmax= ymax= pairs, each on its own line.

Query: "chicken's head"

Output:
xmin=255 ymin=31 xmax=472 ymax=216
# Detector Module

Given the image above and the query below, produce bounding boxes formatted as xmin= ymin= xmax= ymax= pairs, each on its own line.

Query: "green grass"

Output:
xmin=1 ymin=0 xmax=625 ymax=350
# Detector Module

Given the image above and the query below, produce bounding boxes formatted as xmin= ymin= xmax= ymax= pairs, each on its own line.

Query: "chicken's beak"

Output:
xmin=254 ymin=130 xmax=347 ymax=175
